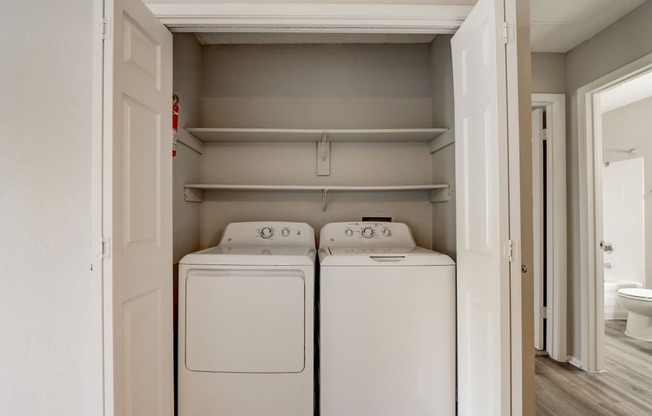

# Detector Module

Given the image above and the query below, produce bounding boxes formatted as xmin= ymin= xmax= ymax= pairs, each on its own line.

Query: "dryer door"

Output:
xmin=185 ymin=269 xmax=306 ymax=373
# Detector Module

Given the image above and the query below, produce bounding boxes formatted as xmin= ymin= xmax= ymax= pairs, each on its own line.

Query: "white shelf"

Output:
xmin=183 ymin=183 xmax=451 ymax=203
xmin=185 ymin=128 xmax=448 ymax=143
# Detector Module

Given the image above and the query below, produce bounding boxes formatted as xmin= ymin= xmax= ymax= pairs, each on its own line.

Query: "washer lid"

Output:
xmin=320 ymin=245 xmax=454 ymax=266
xmin=180 ymin=245 xmax=316 ymax=266
xmin=328 ymin=245 xmax=420 ymax=255
xmin=618 ymin=288 xmax=652 ymax=300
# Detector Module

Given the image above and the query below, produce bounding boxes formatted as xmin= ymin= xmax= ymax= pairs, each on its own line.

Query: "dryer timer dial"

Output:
xmin=260 ymin=227 xmax=274 ymax=239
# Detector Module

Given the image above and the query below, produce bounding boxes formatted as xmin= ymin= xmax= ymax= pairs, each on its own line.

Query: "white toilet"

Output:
xmin=616 ymin=288 xmax=652 ymax=341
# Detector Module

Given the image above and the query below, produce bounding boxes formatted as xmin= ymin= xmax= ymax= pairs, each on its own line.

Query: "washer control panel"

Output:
xmin=321 ymin=222 xmax=415 ymax=247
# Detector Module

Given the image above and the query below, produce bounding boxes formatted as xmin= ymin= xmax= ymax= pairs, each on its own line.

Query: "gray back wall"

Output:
xmin=194 ymin=42 xmax=439 ymax=248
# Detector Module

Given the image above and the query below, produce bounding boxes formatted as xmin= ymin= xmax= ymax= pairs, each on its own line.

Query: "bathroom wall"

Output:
xmin=603 ymin=96 xmax=652 ymax=288
xmin=601 ymin=158 xmax=645 ymax=286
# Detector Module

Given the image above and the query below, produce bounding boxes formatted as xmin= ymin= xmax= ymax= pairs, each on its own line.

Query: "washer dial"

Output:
xmin=344 ymin=229 xmax=354 ymax=237
xmin=361 ymin=227 xmax=374 ymax=239
xmin=281 ymin=228 xmax=290 ymax=237
xmin=382 ymin=228 xmax=392 ymax=237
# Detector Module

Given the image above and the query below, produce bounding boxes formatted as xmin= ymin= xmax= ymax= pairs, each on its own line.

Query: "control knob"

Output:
xmin=261 ymin=227 xmax=274 ymax=239
xmin=281 ymin=228 xmax=290 ymax=237
xmin=344 ymin=229 xmax=354 ymax=237
xmin=382 ymin=228 xmax=392 ymax=237
xmin=361 ymin=227 xmax=374 ymax=239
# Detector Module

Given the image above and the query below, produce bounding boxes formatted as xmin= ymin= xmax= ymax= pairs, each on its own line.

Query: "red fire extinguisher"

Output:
xmin=172 ymin=94 xmax=179 ymax=157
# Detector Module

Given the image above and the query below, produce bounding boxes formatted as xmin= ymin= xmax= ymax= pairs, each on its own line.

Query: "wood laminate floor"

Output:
xmin=536 ymin=320 xmax=652 ymax=416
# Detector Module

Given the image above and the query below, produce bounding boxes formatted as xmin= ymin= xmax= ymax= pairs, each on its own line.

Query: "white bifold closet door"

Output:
xmin=102 ymin=0 xmax=174 ymax=414
xmin=452 ymin=0 xmax=523 ymax=414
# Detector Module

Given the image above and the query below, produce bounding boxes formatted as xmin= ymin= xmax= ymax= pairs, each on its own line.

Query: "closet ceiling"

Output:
xmin=195 ymin=33 xmax=437 ymax=45
xmin=145 ymin=0 xmax=647 ymax=52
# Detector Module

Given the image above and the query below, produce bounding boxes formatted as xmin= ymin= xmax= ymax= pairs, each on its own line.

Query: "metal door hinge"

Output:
xmin=102 ymin=18 xmax=112 ymax=40
xmin=505 ymin=239 xmax=519 ymax=263
xmin=502 ymin=22 xmax=514 ymax=45
xmin=540 ymin=307 xmax=548 ymax=319
xmin=506 ymin=240 xmax=514 ymax=262
xmin=541 ymin=128 xmax=551 ymax=141
xmin=98 ymin=237 xmax=111 ymax=260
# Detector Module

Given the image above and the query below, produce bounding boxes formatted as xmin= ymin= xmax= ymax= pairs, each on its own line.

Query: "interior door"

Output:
xmin=532 ymin=107 xmax=545 ymax=351
xmin=452 ymin=0 xmax=518 ymax=414
xmin=103 ymin=0 xmax=173 ymax=414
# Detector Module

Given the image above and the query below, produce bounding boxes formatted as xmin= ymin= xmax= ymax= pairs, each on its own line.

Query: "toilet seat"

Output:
xmin=618 ymin=288 xmax=652 ymax=301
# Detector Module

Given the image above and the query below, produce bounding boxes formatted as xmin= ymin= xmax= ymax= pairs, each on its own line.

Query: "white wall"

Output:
xmin=601 ymin=158 xmax=645 ymax=285
xmin=603 ymin=96 xmax=652 ymax=288
xmin=0 ymin=1 xmax=95 ymax=414
xmin=566 ymin=0 xmax=652 ymax=361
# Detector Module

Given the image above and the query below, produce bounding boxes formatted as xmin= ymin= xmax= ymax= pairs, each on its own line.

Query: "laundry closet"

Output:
xmin=171 ymin=33 xmax=457 ymax=266
xmin=102 ymin=0 xmax=528 ymax=414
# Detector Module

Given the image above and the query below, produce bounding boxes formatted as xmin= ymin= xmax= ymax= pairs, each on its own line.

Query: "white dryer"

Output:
xmin=178 ymin=222 xmax=316 ymax=416
xmin=318 ymin=222 xmax=455 ymax=416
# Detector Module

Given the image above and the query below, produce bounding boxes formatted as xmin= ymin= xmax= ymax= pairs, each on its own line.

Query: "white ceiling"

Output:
xmin=151 ymin=0 xmax=649 ymax=52
xmin=530 ymin=0 xmax=648 ymax=53
xmin=195 ymin=33 xmax=437 ymax=45
xmin=601 ymin=70 xmax=652 ymax=113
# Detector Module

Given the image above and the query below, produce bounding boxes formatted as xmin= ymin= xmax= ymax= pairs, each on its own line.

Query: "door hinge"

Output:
xmin=541 ymin=128 xmax=551 ymax=141
xmin=506 ymin=240 xmax=514 ymax=262
xmin=102 ymin=18 xmax=112 ymax=40
xmin=540 ymin=306 xmax=548 ymax=319
xmin=505 ymin=239 xmax=519 ymax=263
xmin=502 ymin=21 xmax=514 ymax=45
xmin=98 ymin=237 xmax=111 ymax=260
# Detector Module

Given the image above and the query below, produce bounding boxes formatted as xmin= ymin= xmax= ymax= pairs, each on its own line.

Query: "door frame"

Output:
xmin=93 ymin=2 xmax=533 ymax=414
xmin=91 ymin=0 xmax=105 ymax=415
xmin=577 ymin=52 xmax=652 ymax=371
xmin=531 ymin=94 xmax=567 ymax=362
xmin=147 ymin=3 xmax=473 ymax=34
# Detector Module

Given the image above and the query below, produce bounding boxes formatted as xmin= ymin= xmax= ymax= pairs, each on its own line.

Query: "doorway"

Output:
xmin=531 ymin=94 xmax=567 ymax=362
xmin=577 ymin=53 xmax=652 ymax=371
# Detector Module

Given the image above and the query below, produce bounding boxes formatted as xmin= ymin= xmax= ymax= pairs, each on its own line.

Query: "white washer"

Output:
xmin=318 ymin=222 xmax=455 ymax=416
xmin=178 ymin=222 xmax=316 ymax=416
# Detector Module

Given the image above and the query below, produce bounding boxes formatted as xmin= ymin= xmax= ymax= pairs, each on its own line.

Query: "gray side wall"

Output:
xmin=566 ymin=0 xmax=652 ymax=361
xmin=531 ymin=53 xmax=566 ymax=94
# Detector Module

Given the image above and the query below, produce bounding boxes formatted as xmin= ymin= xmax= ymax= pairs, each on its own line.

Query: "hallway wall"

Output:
xmin=566 ymin=0 xmax=652 ymax=363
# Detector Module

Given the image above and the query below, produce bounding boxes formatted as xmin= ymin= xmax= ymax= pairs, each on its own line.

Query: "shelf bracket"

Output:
xmin=184 ymin=186 xmax=203 ymax=202
xmin=429 ymin=187 xmax=451 ymax=203
xmin=321 ymin=189 xmax=328 ymax=218
xmin=317 ymin=132 xmax=331 ymax=176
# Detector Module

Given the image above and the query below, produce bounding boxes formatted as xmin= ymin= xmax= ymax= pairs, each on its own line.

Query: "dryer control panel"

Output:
xmin=319 ymin=222 xmax=416 ymax=247
xmin=218 ymin=222 xmax=316 ymax=246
